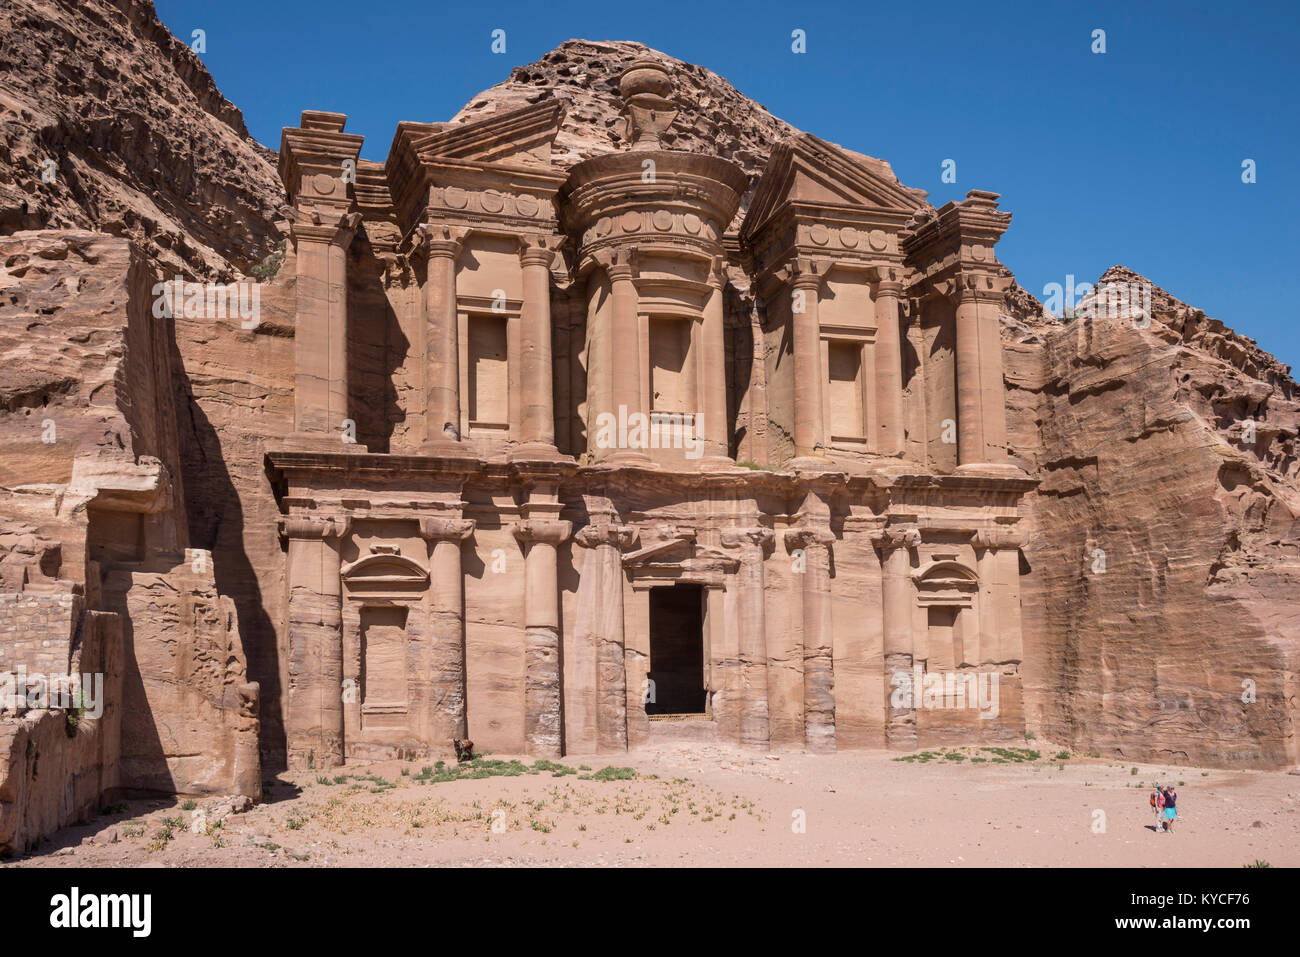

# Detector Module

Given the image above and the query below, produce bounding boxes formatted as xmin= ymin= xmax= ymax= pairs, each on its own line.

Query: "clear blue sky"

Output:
xmin=156 ymin=0 xmax=1299 ymax=369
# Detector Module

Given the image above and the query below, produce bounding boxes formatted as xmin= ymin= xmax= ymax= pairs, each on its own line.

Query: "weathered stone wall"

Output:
xmin=0 ymin=609 xmax=122 ymax=858
xmin=0 ymin=592 xmax=81 ymax=676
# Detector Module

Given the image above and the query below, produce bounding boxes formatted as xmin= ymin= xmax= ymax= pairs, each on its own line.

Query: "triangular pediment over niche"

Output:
xmin=413 ymin=99 xmax=565 ymax=170
xmin=743 ymin=132 xmax=928 ymax=237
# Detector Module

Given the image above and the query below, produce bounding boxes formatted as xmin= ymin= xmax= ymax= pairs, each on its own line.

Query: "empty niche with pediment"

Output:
xmin=342 ymin=546 xmax=428 ymax=727
xmin=913 ymin=558 xmax=978 ymax=671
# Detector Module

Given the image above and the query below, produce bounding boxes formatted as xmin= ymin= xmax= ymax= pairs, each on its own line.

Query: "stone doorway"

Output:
xmin=646 ymin=583 xmax=706 ymax=715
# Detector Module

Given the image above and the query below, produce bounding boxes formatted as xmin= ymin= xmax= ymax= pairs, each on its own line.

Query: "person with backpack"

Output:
xmin=1150 ymin=785 xmax=1168 ymax=832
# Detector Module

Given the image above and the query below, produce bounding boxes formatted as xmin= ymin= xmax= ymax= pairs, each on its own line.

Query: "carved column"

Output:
xmin=972 ymin=526 xmax=1024 ymax=665
xmin=421 ymin=225 xmax=467 ymax=450
xmin=278 ymin=111 xmax=363 ymax=451
xmin=954 ymin=282 xmax=986 ymax=466
xmin=605 ymin=253 xmax=648 ymax=464
xmin=514 ymin=518 xmax=572 ymax=756
xmin=789 ymin=259 xmax=827 ymax=458
xmin=785 ymin=524 xmax=836 ymax=752
xmin=874 ymin=524 xmax=920 ymax=751
xmin=284 ymin=515 xmax=351 ymax=769
xmin=721 ymin=527 xmax=773 ymax=749
xmin=518 ymin=238 xmax=558 ymax=452
xmin=287 ymin=213 xmax=360 ymax=447
xmin=419 ymin=516 xmax=474 ymax=744
xmin=975 ymin=280 xmax=1011 ymax=466
xmin=953 ymin=277 xmax=1011 ymax=467
xmin=700 ymin=256 xmax=731 ymax=462
xmin=870 ymin=268 xmax=907 ymax=457
xmin=575 ymin=521 xmax=638 ymax=751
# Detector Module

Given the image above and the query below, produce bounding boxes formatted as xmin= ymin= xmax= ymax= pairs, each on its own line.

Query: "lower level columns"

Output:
xmin=721 ymin=527 xmax=773 ymax=750
xmin=284 ymin=515 xmax=350 ymax=769
xmin=420 ymin=516 xmax=475 ymax=746
xmin=785 ymin=524 xmax=836 ymax=752
xmin=573 ymin=520 xmax=638 ymax=752
xmin=514 ymin=518 xmax=573 ymax=757
xmin=875 ymin=524 xmax=920 ymax=751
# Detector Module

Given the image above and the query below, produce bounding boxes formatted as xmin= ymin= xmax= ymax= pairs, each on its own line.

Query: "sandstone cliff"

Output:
xmin=0 ymin=0 xmax=282 ymax=279
xmin=1006 ymin=267 xmax=1299 ymax=766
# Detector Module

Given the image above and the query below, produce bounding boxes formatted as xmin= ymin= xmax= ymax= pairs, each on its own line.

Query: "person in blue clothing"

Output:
xmin=1160 ymin=784 xmax=1177 ymax=833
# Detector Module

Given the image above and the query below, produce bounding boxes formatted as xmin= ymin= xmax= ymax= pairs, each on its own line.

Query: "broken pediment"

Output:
xmin=413 ymin=100 xmax=565 ymax=170
xmin=742 ymin=132 xmax=928 ymax=240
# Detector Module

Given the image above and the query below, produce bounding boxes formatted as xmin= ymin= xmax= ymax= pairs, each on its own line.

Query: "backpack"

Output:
xmin=1149 ymin=791 xmax=1158 ymax=807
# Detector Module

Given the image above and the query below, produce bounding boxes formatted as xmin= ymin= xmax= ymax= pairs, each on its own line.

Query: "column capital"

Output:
xmin=720 ymin=526 xmax=774 ymax=550
xmin=780 ymin=256 xmax=829 ymax=290
xmin=284 ymin=208 xmax=361 ymax=247
xmin=417 ymin=223 xmax=469 ymax=260
xmin=706 ymin=254 xmax=728 ymax=291
xmin=518 ymin=234 xmax=559 ymax=270
xmin=871 ymin=523 xmax=922 ymax=551
xmin=595 ymin=248 xmax=637 ymax=283
xmin=281 ymin=514 xmax=352 ymax=540
xmin=784 ymin=525 xmax=835 ymax=551
xmin=575 ymin=521 xmax=638 ymax=550
xmin=867 ymin=263 xmax=905 ymax=287
xmin=948 ymin=271 xmax=1012 ymax=305
xmin=514 ymin=518 xmax=573 ymax=546
xmin=418 ymin=516 xmax=475 ymax=542
xmin=971 ymin=526 xmax=1023 ymax=550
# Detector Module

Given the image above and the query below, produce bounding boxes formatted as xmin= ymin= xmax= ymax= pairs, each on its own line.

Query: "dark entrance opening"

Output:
xmin=647 ymin=583 xmax=706 ymax=715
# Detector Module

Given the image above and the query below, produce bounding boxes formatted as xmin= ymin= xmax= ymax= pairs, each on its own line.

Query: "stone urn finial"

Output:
xmin=616 ymin=59 xmax=677 ymax=150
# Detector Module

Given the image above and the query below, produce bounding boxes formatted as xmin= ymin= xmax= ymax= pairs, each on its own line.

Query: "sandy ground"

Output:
xmin=6 ymin=743 xmax=1297 ymax=867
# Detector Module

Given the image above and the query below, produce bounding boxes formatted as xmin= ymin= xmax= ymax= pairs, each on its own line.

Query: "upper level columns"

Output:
xmin=278 ymin=111 xmax=364 ymax=451
xmin=419 ymin=224 xmax=468 ymax=452
xmin=287 ymin=214 xmax=361 ymax=447
xmin=699 ymin=256 xmax=731 ymax=463
xmin=953 ymin=276 xmax=1012 ymax=468
xmin=599 ymin=250 xmax=650 ymax=465
xmin=869 ymin=267 xmax=907 ymax=457
xmin=517 ymin=237 xmax=559 ymax=453
xmin=789 ymin=258 xmax=829 ymax=459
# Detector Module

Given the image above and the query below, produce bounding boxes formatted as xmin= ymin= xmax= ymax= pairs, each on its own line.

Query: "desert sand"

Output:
xmin=7 ymin=742 xmax=1296 ymax=868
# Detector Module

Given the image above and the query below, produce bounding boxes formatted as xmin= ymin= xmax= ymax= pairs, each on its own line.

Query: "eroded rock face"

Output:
xmin=0 ymin=229 xmax=259 ymax=853
xmin=0 ymin=0 xmax=283 ymax=279
xmin=1005 ymin=267 xmax=1300 ymax=767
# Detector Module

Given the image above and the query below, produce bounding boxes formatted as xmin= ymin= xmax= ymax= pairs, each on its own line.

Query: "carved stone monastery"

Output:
xmin=268 ymin=60 xmax=1031 ymax=768
xmin=3 ymin=33 xmax=1296 ymax=854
